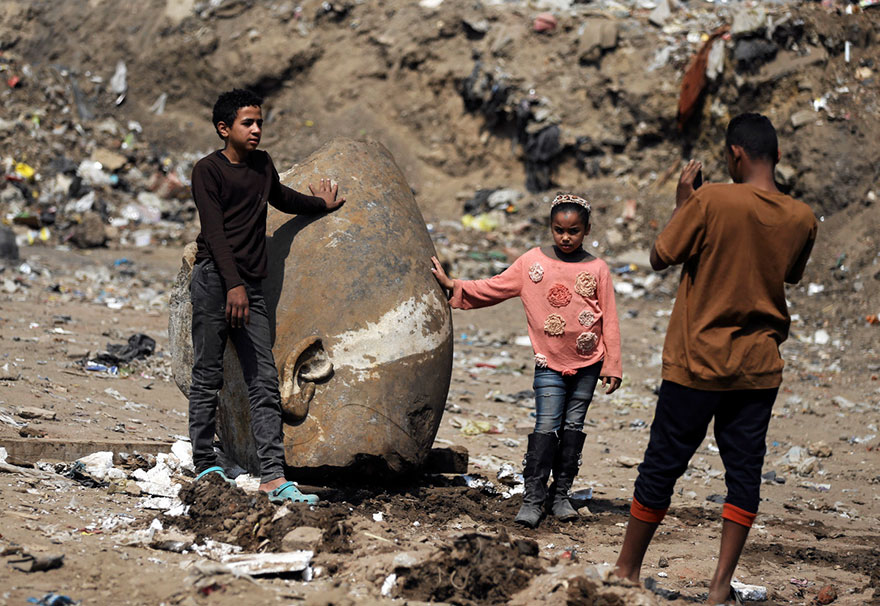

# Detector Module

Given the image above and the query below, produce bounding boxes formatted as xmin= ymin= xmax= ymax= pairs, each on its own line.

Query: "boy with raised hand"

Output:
xmin=188 ymin=88 xmax=344 ymax=504
xmin=613 ymin=113 xmax=817 ymax=604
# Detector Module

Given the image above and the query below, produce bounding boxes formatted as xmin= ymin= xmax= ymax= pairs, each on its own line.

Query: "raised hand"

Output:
xmin=676 ymin=159 xmax=703 ymax=208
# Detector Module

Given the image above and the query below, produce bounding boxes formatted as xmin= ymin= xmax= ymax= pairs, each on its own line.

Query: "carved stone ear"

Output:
xmin=279 ymin=337 xmax=333 ymax=423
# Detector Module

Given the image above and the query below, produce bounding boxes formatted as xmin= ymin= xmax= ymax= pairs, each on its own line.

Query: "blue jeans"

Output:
xmin=532 ymin=362 xmax=602 ymax=434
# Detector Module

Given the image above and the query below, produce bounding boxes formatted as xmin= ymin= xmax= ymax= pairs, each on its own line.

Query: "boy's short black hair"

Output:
xmin=550 ymin=201 xmax=591 ymax=226
xmin=726 ymin=113 xmax=778 ymax=164
xmin=212 ymin=89 xmax=263 ymax=139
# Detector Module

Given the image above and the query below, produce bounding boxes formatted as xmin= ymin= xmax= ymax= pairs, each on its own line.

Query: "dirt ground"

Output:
xmin=1 ymin=0 xmax=879 ymax=605
xmin=1 ymin=242 xmax=878 ymax=605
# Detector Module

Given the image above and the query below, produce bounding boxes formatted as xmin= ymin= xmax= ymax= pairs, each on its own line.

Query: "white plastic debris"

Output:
xmin=171 ymin=440 xmax=194 ymax=473
xmin=381 ymin=573 xmax=398 ymax=596
xmin=614 ymin=282 xmax=635 ymax=295
xmin=775 ymin=446 xmax=806 ymax=470
xmin=138 ymin=496 xmax=179 ymax=510
xmin=133 ymin=454 xmax=182 ymax=497
xmin=731 ymin=580 xmax=768 ymax=602
xmin=372 ymin=512 xmax=384 ymax=522
xmin=191 ymin=539 xmax=241 ymax=559
xmin=813 ymin=329 xmax=830 ymax=345
xmin=109 ymin=60 xmax=127 ymax=96
xmin=221 ymin=551 xmax=313 ymax=576
xmin=496 ymin=463 xmax=521 ymax=486
xmin=571 ymin=487 xmax=593 ymax=501
xmin=77 ymin=451 xmax=116 ymax=480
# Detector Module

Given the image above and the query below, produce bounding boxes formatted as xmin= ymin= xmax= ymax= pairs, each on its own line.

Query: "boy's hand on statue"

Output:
xmin=601 ymin=376 xmax=621 ymax=394
xmin=309 ymin=178 xmax=346 ymax=211
xmin=226 ymin=285 xmax=250 ymax=328
xmin=675 ymin=159 xmax=702 ymax=208
xmin=430 ymin=256 xmax=454 ymax=290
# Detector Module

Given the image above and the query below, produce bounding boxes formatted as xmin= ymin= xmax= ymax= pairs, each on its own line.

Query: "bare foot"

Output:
xmin=707 ymin=586 xmax=734 ymax=605
xmin=613 ymin=565 xmax=639 ymax=584
xmin=259 ymin=477 xmax=286 ymax=493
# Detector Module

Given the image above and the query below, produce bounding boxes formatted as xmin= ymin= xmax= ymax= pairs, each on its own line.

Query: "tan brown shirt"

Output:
xmin=654 ymin=183 xmax=817 ymax=390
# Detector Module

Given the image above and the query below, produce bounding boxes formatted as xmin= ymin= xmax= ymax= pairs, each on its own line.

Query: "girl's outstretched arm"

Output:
xmin=433 ymin=254 xmax=525 ymax=310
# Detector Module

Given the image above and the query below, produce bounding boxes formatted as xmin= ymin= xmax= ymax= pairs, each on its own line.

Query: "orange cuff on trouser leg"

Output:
xmin=630 ymin=497 xmax=667 ymax=524
xmin=722 ymin=503 xmax=756 ymax=528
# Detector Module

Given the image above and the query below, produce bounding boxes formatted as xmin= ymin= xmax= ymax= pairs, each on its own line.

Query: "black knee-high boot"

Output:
xmin=547 ymin=429 xmax=587 ymax=520
xmin=514 ymin=432 xmax=558 ymax=528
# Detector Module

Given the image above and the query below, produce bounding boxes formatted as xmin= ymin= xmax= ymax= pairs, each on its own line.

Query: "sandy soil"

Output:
xmin=1 ymin=241 xmax=878 ymax=605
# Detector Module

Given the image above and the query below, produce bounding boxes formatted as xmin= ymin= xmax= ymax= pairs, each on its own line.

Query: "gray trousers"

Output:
xmin=188 ymin=260 xmax=285 ymax=483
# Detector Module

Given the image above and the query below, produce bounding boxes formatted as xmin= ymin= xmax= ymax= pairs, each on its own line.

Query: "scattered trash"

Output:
xmin=533 ymin=13 xmax=557 ymax=33
xmin=677 ymin=26 xmax=730 ymax=130
xmin=220 ymin=551 xmax=313 ymax=576
xmin=26 ymin=594 xmax=79 ymax=606
xmin=730 ymin=580 xmax=767 ymax=602
xmin=381 ymin=572 xmax=398 ymax=596
xmin=94 ymin=333 xmax=156 ymax=365
xmin=10 ymin=553 xmax=65 ymax=573
xmin=799 ymin=481 xmax=831 ymax=492
xmin=458 ymin=419 xmax=501 ymax=435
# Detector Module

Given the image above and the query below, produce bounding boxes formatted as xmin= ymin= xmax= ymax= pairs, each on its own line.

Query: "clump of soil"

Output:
xmin=362 ymin=482 xmax=521 ymax=528
xmin=397 ymin=531 xmax=543 ymax=605
xmin=565 ymin=575 xmax=661 ymax=606
xmin=174 ymin=474 xmax=353 ymax=552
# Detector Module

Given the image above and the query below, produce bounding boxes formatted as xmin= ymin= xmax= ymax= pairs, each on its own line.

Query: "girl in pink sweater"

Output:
xmin=432 ymin=194 xmax=622 ymax=528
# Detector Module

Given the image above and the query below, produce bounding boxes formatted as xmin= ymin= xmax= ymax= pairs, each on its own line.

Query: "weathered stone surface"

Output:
xmin=169 ymin=138 xmax=453 ymax=478
xmin=168 ymin=242 xmax=197 ymax=397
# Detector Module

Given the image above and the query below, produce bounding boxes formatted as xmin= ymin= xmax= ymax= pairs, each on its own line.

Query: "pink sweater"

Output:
xmin=450 ymin=247 xmax=622 ymax=378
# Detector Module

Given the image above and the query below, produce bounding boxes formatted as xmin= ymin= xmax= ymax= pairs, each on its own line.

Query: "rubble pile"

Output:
xmin=0 ymin=53 xmax=200 ymax=252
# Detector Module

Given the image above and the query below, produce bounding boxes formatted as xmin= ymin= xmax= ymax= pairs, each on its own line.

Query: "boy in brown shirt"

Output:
xmin=188 ymin=89 xmax=344 ymax=504
xmin=613 ymin=113 xmax=817 ymax=604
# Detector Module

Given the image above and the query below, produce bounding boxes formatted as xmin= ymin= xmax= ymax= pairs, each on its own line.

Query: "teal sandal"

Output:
xmin=267 ymin=481 xmax=319 ymax=505
xmin=196 ymin=466 xmax=236 ymax=485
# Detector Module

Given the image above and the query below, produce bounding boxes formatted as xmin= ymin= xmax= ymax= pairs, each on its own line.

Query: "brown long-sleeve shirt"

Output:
xmin=192 ymin=150 xmax=326 ymax=290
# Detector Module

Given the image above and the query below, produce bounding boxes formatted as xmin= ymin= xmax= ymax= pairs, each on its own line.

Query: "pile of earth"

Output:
xmin=396 ymin=530 xmax=543 ymax=605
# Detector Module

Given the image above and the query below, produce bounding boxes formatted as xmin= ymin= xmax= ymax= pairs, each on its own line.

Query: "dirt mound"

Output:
xmin=175 ymin=474 xmax=352 ymax=552
xmin=361 ymin=481 xmax=521 ymax=527
xmin=397 ymin=531 xmax=543 ymax=605
xmin=567 ymin=574 xmax=668 ymax=606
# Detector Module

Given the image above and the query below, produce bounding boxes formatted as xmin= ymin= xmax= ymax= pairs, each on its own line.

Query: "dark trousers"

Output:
xmin=188 ymin=260 xmax=285 ymax=483
xmin=634 ymin=380 xmax=778 ymax=515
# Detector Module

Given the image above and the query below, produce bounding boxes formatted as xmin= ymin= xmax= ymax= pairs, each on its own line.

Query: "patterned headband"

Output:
xmin=551 ymin=194 xmax=591 ymax=210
